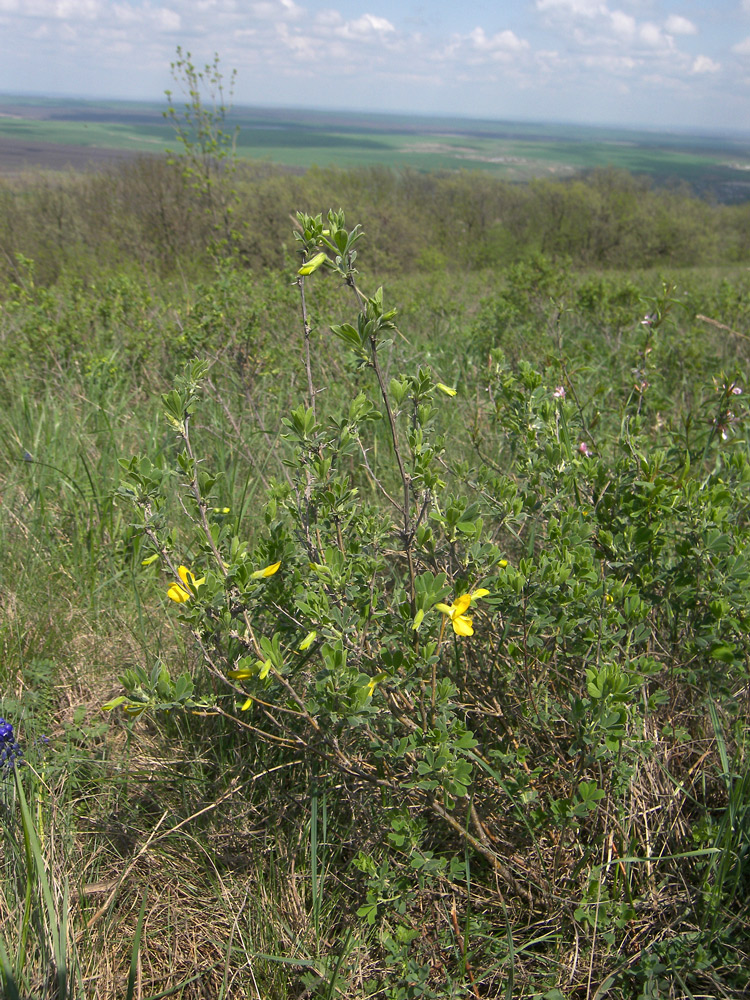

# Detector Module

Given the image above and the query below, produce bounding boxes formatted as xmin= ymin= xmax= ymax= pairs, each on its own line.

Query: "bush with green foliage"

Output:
xmin=71 ymin=209 xmax=749 ymax=998
xmin=2 ymin=153 xmax=750 ymax=286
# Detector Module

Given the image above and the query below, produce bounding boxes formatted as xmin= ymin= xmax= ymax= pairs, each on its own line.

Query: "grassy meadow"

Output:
xmin=1 ymin=100 xmax=750 ymax=999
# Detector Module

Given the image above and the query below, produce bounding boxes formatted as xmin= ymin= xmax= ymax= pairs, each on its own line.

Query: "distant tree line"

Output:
xmin=0 ymin=157 xmax=748 ymax=287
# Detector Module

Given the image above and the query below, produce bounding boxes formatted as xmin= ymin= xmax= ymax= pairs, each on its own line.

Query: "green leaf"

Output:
xmin=710 ymin=643 xmax=736 ymax=663
xmin=356 ymin=902 xmax=379 ymax=925
xmin=102 ymin=696 xmax=128 ymax=711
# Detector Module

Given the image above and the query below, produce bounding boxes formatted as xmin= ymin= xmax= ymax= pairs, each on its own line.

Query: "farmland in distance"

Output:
xmin=2 ymin=94 xmax=750 ymax=200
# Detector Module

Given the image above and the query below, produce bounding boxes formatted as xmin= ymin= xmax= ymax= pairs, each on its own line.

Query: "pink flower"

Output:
xmin=553 ymin=386 xmax=566 ymax=399
xmin=578 ymin=441 xmax=590 ymax=456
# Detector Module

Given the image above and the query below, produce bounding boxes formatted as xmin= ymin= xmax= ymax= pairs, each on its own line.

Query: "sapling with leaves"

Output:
xmin=164 ymin=47 xmax=241 ymax=255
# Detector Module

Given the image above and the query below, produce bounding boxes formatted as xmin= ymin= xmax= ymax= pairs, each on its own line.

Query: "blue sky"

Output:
xmin=1 ymin=0 xmax=750 ymax=129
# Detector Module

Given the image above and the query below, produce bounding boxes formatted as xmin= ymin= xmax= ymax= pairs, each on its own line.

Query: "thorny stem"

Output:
xmin=346 ymin=271 xmax=417 ymax=611
xmin=297 ymin=275 xmax=316 ymax=420
xmin=242 ymin=611 xmax=323 ymax=734
xmin=433 ymin=614 xmax=449 ymax=721
xmin=430 ymin=798 xmax=533 ymax=904
xmin=369 ymin=343 xmax=410 ymax=518
xmin=558 ymin=358 xmax=598 ymax=454
xmin=355 ymin=433 xmax=402 ymax=513
xmin=141 ymin=521 xmax=182 ymax=584
xmin=368 ymin=322 xmax=416 ymax=614
xmin=293 ymin=273 xmax=323 ymax=563
xmin=182 ymin=415 xmax=228 ymax=576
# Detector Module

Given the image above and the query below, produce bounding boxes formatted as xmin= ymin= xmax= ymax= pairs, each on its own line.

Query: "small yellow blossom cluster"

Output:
xmin=167 ymin=561 xmax=281 ymax=603
xmin=435 ymin=588 xmax=490 ymax=637
xmin=167 ymin=565 xmax=206 ymax=603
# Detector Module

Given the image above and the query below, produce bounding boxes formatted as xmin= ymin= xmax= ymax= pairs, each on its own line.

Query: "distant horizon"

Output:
xmin=2 ymin=91 xmax=750 ymax=145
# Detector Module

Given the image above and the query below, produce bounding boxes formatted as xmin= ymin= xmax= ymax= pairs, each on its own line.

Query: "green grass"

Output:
xmin=1 ymin=162 xmax=750 ymax=997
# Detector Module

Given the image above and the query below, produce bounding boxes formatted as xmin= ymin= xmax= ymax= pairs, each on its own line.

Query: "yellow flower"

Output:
xmin=436 ymin=594 xmax=474 ymax=635
xmin=251 ymin=560 xmax=281 ymax=580
xmin=299 ymin=630 xmax=317 ymax=651
xmin=435 ymin=589 xmax=489 ymax=637
xmin=298 ymin=252 xmax=327 ymax=276
xmin=259 ymin=659 xmax=272 ymax=680
xmin=366 ymin=672 xmax=387 ymax=697
xmin=167 ymin=565 xmax=206 ymax=603
xmin=436 ymin=383 xmax=457 ymax=397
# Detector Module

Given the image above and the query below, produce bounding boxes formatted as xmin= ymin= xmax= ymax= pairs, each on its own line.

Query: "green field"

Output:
xmin=2 ymin=95 xmax=750 ymax=197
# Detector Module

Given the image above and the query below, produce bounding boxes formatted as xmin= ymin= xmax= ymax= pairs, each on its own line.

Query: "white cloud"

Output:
xmin=6 ymin=0 xmax=103 ymax=16
xmin=582 ymin=53 xmax=636 ymax=71
xmin=665 ymin=15 xmax=697 ymax=36
xmin=274 ymin=9 xmax=400 ymax=67
xmin=610 ymin=10 xmax=635 ymax=39
xmin=692 ymin=55 xmax=720 ymax=73
xmin=732 ymin=36 xmax=750 ymax=55
xmin=113 ymin=4 xmax=138 ymax=24
xmin=54 ymin=0 xmax=101 ymax=17
xmin=639 ymin=22 xmax=671 ymax=49
xmin=537 ymin=1 xmax=693 ymax=65
xmin=113 ymin=2 xmax=181 ymax=30
xmin=436 ymin=24 xmax=530 ymax=65
xmin=251 ymin=0 xmax=302 ymax=19
xmin=154 ymin=7 xmax=180 ymax=30
xmin=469 ymin=27 xmax=528 ymax=54
xmin=314 ymin=9 xmax=343 ymax=28
xmin=319 ymin=11 xmax=396 ymax=40
xmin=347 ymin=14 xmax=395 ymax=36
xmin=276 ymin=22 xmax=314 ymax=58
xmin=537 ymin=0 xmax=605 ymax=16
xmin=12 ymin=0 xmax=183 ymax=27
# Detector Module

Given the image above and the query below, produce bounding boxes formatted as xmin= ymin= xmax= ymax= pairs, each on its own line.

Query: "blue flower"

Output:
xmin=0 ymin=717 xmax=23 ymax=773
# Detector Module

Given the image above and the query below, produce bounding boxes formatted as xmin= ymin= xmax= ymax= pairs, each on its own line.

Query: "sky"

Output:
xmin=1 ymin=0 xmax=750 ymax=131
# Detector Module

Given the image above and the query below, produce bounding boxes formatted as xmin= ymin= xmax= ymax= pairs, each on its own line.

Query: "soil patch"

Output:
xmin=0 ymin=136 xmax=148 ymax=175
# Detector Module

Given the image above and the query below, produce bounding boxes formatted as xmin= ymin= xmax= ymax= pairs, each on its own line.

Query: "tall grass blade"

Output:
xmin=126 ymin=891 xmax=148 ymax=1000
xmin=15 ymin=769 xmax=68 ymax=999
xmin=0 ymin=933 xmax=21 ymax=1000
xmin=310 ymin=781 xmax=324 ymax=946
xmin=324 ymin=928 xmax=353 ymax=1000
